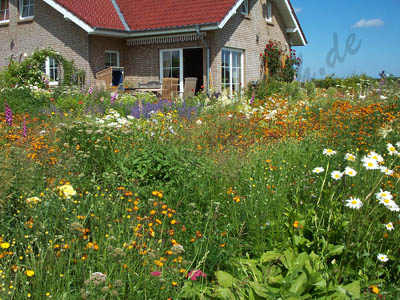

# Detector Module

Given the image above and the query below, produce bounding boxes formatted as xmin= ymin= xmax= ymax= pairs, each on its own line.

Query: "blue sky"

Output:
xmin=290 ymin=0 xmax=400 ymax=80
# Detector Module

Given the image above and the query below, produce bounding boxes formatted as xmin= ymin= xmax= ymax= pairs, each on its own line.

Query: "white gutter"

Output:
xmin=91 ymin=24 xmax=219 ymax=38
xmin=218 ymin=0 xmax=244 ymax=29
xmin=42 ymin=0 xmax=94 ymax=33
xmin=283 ymin=0 xmax=306 ymax=46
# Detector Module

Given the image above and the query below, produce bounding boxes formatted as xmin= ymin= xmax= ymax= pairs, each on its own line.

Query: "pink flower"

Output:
xmin=151 ymin=271 xmax=161 ymax=277
xmin=187 ymin=270 xmax=206 ymax=281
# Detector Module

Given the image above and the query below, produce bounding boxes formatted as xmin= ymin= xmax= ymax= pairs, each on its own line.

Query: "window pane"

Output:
xmin=163 ymin=52 xmax=171 ymax=68
xmin=232 ymin=52 xmax=240 ymax=68
xmin=232 ymin=68 xmax=239 ymax=84
xmin=163 ymin=69 xmax=171 ymax=78
xmin=171 ymin=51 xmax=180 ymax=68
xmin=171 ymin=68 xmax=179 ymax=79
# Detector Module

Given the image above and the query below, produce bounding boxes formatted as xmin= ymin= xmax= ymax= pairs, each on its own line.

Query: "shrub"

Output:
xmin=261 ymin=41 xmax=302 ymax=82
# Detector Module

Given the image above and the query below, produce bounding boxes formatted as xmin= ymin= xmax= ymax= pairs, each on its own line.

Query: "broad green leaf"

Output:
xmin=343 ymin=281 xmax=360 ymax=299
xmin=249 ymin=282 xmax=270 ymax=298
xmin=293 ymin=235 xmax=309 ymax=247
xmin=260 ymin=251 xmax=281 ymax=264
xmin=215 ymin=271 xmax=235 ymax=288
xmin=289 ymin=272 xmax=307 ymax=295
xmin=213 ymin=286 xmax=235 ymax=300
xmin=309 ymin=272 xmax=326 ymax=290
xmin=267 ymin=274 xmax=284 ymax=285
xmin=281 ymin=249 xmax=295 ymax=269
xmin=326 ymin=244 xmax=345 ymax=258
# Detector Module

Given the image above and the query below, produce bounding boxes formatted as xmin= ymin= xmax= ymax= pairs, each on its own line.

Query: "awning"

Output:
xmin=127 ymin=32 xmax=206 ymax=46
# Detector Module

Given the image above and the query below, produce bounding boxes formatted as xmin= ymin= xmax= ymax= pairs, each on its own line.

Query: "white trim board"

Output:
xmin=42 ymin=0 xmax=94 ymax=33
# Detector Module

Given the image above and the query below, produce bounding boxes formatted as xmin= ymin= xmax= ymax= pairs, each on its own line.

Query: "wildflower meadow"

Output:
xmin=1 ymin=73 xmax=400 ymax=299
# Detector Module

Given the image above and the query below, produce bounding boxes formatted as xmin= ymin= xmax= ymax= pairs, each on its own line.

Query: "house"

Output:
xmin=0 ymin=0 xmax=307 ymax=93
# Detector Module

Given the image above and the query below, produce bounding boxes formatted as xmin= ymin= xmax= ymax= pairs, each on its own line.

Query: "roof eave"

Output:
xmin=90 ymin=23 xmax=219 ymax=38
xmin=43 ymin=0 xmax=94 ymax=33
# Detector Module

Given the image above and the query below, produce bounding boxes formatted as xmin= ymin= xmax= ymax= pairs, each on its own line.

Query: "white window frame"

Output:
xmin=159 ymin=48 xmax=184 ymax=93
xmin=221 ymin=48 xmax=244 ymax=96
xmin=0 ymin=0 xmax=9 ymax=23
xmin=43 ymin=56 xmax=59 ymax=86
xmin=19 ymin=0 xmax=34 ymax=20
xmin=105 ymin=50 xmax=120 ymax=68
xmin=265 ymin=0 xmax=272 ymax=23
xmin=241 ymin=0 xmax=249 ymax=16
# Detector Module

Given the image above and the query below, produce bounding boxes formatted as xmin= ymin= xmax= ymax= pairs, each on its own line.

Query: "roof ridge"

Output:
xmin=110 ymin=0 xmax=130 ymax=31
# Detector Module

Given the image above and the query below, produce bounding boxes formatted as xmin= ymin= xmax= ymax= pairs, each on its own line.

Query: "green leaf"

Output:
xmin=249 ymin=282 xmax=270 ymax=298
xmin=289 ymin=272 xmax=307 ymax=295
xmin=215 ymin=271 xmax=235 ymax=288
xmin=293 ymin=235 xmax=309 ymax=247
xmin=326 ymin=244 xmax=345 ymax=258
xmin=260 ymin=251 xmax=281 ymax=264
xmin=213 ymin=286 xmax=235 ymax=300
xmin=343 ymin=281 xmax=360 ymax=299
xmin=281 ymin=249 xmax=295 ymax=270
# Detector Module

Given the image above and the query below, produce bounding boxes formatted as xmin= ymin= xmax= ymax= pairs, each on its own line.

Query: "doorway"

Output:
xmin=183 ymin=48 xmax=203 ymax=93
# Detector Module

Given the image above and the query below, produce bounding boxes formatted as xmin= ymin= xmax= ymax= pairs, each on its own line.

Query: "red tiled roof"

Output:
xmin=55 ymin=0 xmax=125 ymax=30
xmin=116 ymin=0 xmax=237 ymax=31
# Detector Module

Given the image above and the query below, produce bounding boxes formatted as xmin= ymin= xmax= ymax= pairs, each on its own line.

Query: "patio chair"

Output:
xmin=161 ymin=78 xmax=179 ymax=100
xmin=183 ymin=77 xmax=198 ymax=99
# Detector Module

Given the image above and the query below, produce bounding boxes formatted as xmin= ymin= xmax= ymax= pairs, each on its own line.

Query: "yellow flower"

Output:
xmin=26 ymin=196 xmax=41 ymax=205
xmin=369 ymin=285 xmax=379 ymax=294
xmin=25 ymin=270 xmax=35 ymax=277
xmin=171 ymin=281 xmax=178 ymax=287
xmin=293 ymin=221 xmax=299 ymax=228
xmin=1 ymin=242 xmax=10 ymax=249
xmin=57 ymin=184 xmax=77 ymax=199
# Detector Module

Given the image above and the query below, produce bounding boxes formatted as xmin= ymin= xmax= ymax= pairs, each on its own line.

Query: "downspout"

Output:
xmin=196 ymin=26 xmax=210 ymax=94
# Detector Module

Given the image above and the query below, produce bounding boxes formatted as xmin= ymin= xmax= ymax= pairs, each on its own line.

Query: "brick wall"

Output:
xmin=210 ymin=0 xmax=291 ymax=91
xmin=0 ymin=0 xmax=292 ymax=90
xmin=0 ymin=0 xmax=92 ymax=80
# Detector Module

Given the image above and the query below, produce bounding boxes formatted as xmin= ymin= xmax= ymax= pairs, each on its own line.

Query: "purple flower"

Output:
xmin=151 ymin=271 xmax=161 ymax=277
xmin=111 ymin=92 xmax=118 ymax=104
xmin=4 ymin=103 xmax=13 ymax=126
xmin=250 ymin=93 xmax=255 ymax=106
xmin=22 ymin=117 xmax=27 ymax=137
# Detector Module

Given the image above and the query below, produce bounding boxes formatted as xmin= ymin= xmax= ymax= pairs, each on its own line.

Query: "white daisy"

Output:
xmin=387 ymin=143 xmax=398 ymax=155
xmin=376 ymin=189 xmax=393 ymax=201
xmin=377 ymin=254 xmax=389 ymax=262
xmin=379 ymin=198 xmax=396 ymax=207
xmin=344 ymin=167 xmax=357 ymax=177
xmin=386 ymin=204 xmax=400 ymax=212
xmin=331 ymin=171 xmax=343 ymax=180
xmin=312 ymin=167 xmax=325 ymax=174
xmin=344 ymin=153 xmax=356 ymax=162
xmin=380 ymin=166 xmax=393 ymax=176
xmin=323 ymin=149 xmax=337 ymax=156
xmin=368 ymin=151 xmax=384 ymax=163
xmin=384 ymin=222 xmax=394 ymax=231
xmin=345 ymin=197 xmax=363 ymax=209
xmin=361 ymin=156 xmax=379 ymax=170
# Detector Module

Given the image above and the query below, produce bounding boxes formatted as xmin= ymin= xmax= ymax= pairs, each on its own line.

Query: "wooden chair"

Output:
xmin=161 ymin=78 xmax=179 ymax=100
xmin=183 ymin=77 xmax=197 ymax=99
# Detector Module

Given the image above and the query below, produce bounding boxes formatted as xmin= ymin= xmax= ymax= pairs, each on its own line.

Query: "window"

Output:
xmin=241 ymin=0 xmax=249 ymax=15
xmin=0 ymin=0 xmax=9 ymax=22
xmin=221 ymin=48 xmax=243 ymax=95
xmin=160 ymin=49 xmax=183 ymax=92
xmin=265 ymin=0 xmax=272 ymax=23
xmin=19 ymin=0 xmax=34 ymax=19
xmin=42 ymin=57 xmax=59 ymax=85
xmin=105 ymin=51 xmax=120 ymax=68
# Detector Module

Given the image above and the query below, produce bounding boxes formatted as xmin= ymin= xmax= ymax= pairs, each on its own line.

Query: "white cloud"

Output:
xmin=352 ymin=18 xmax=384 ymax=28
xmin=294 ymin=7 xmax=302 ymax=14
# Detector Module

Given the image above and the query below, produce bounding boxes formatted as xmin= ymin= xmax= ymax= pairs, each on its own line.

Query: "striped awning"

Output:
xmin=127 ymin=32 xmax=206 ymax=46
